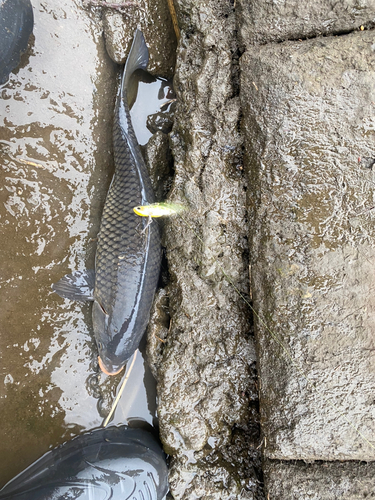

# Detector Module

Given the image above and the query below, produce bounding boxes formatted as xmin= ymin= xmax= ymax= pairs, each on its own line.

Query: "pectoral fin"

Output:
xmin=52 ymin=270 xmax=95 ymax=302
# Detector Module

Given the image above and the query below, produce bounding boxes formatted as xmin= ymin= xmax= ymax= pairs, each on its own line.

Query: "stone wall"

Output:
xmin=239 ymin=0 xmax=375 ymax=498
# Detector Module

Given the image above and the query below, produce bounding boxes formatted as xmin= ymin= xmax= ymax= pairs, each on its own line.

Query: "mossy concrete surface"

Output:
xmin=240 ymin=1 xmax=375 ymax=496
xmin=237 ymin=0 xmax=375 ymax=45
xmin=264 ymin=459 xmax=375 ymax=499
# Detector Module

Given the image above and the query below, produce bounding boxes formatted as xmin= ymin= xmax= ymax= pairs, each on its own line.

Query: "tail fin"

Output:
xmin=122 ymin=29 xmax=149 ymax=94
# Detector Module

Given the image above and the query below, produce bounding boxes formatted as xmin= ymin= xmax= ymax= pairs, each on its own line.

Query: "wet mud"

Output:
xmin=145 ymin=1 xmax=263 ymax=499
xmin=0 ymin=0 xmax=171 ymax=486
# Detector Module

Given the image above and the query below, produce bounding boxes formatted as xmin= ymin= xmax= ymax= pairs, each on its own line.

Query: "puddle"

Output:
xmin=0 ymin=0 xmax=170 ymax=486
xmin=129 ymin=69 xmax=174 ymax=146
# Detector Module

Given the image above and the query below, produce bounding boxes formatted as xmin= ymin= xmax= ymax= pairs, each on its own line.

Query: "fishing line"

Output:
xmin=177 ymin=212 xmax=375 ymax=452
xmin=103 ymin=349 xmax=138 ymax=427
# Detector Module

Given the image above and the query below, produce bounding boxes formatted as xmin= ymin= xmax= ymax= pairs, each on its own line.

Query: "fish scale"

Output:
xmin=52 ymin=30 xmax=161 ymax=374
xmin=93 ymin=31 xmax=161 ymax=370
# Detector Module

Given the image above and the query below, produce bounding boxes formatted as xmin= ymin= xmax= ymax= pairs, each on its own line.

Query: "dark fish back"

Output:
xmin=94 ymin=30 xmax=161 ymax=364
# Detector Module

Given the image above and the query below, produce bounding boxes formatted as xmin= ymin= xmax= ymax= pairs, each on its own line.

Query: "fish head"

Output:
xmin=97 ymin=352 xmax=124 ymax=376
xmin=92 ymin=298 xmax=142 ymax=376
xmin=92 ymin=299 xmax=126 ymax=376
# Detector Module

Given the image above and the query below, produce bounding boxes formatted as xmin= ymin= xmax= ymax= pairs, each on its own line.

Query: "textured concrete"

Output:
xmin=241 ymin=30 xmax=375 ymax=462
xmin=237 ymin=0 xmax=375 ymax=45
xmin=264 ymin=459 xmax=375 ymax=499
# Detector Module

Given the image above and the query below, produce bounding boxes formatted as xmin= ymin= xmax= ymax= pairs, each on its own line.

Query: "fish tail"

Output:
xmin=122 ymin=29 xmax=149 ymax=94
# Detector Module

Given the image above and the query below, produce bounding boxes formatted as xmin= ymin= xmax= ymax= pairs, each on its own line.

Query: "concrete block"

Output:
xmin=241 ymin=31 xmax=375 ymax=460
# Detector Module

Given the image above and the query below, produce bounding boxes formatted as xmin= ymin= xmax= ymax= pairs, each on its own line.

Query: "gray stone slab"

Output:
xmin=237 ymin=0 xmax=375 ymax=45
xmin=241 ymin=31 xmax=375 ymax=461
xmin=264 ymin=459 xmax=375 ymax=499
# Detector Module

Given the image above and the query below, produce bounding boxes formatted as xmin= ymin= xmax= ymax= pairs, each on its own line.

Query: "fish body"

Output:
xmin=53 ymin=30 xmax=161 ymax=375
xmin=0 ymin=426 xmax=169 ymax=500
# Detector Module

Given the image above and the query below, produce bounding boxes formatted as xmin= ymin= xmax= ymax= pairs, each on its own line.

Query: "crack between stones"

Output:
xmin=244 ymin=23 xmax=375 ymax=47
xmin=266 ymin=458 xmax=375 ymax=465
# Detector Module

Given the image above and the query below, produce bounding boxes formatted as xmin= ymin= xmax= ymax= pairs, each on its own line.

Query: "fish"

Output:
xmin=52 ymin=29 xmax=161 ymax=376
xmin=0 ymin=425 xmax=169 ymax=499
xmin=0 ymin=0 xmax=34 ymax=85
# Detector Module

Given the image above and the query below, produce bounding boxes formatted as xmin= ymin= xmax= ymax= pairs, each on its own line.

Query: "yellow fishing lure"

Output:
xmin=133 ymin=202 xmax=186 ymax=218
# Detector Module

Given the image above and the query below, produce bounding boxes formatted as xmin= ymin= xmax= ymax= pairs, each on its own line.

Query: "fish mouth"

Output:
xmin=98 ymin=356 xmax=124 ymax=376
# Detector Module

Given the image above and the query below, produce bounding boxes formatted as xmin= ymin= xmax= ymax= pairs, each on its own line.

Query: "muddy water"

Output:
xmin=0 ymin=0 xmax=169 ymax=485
